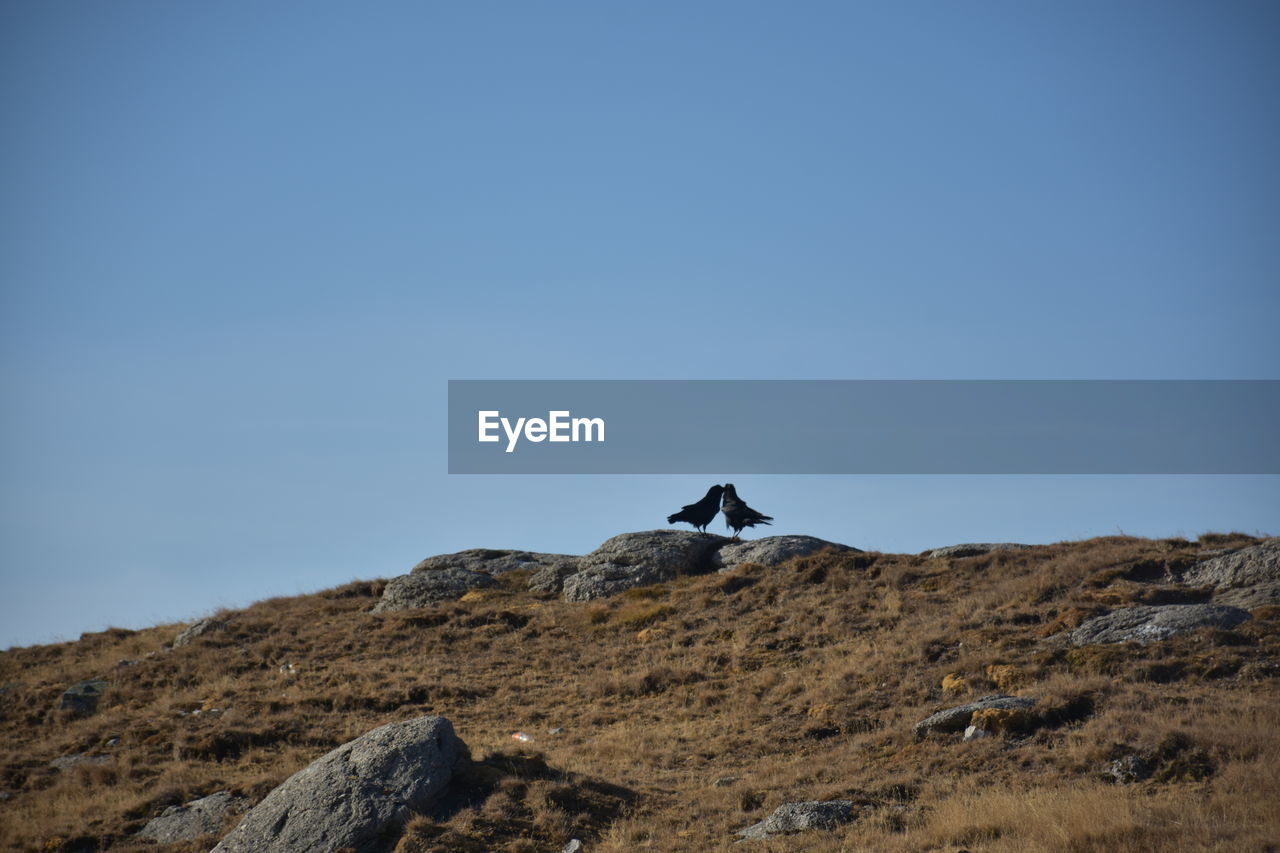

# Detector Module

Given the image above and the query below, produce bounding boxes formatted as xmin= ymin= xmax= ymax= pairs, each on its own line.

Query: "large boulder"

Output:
xmin=560 ymin=530 xmax=727 ymax=601
xmin=1181 ymin=539 xmax=1280 ymax=610
xmin=716 ymin=535 xmax=861 ymax=573
xmin=211 ymin=715 xmax=467 ymax=853
xmin=372 ymin=568 xmax=498 ymax=613
xmin=586 ymin=530 xmax=727 ymax=575
xmin=376 ymin=549 xmax=582 ymax=610
xmin=563 ymin=562 xmax=669 ymax=602
xmin=923 ymin=543 xmax=1032 ymax=559
xmin=137 ymin=791 xmax=245 ymax=843
xmin=529 ymin=562 xmax=586 ymax=595
xmin=1066 ymin=603 xmax=1251 ymax=646
xmin=410 ymin=549 xmax=579 ymax=577
xmin=736 ymin=800 xmax=856 ymax=840
xmin=913 ymin=694 xmax=1037 ymax=738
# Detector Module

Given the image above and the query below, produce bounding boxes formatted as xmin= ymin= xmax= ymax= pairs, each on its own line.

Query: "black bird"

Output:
xmin=666 ymin=485 xmax=724 ymax=533
xmin=720 ymin=483 xmax=773 ymax=540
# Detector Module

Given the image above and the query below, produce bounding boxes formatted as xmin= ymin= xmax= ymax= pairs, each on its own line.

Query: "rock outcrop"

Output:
xmin=137 ymin=791 xmax=245 ymax=843
xmin=528 ymin=562 xmax=581 ymax=595
xmin=715 ymin=535 xmax=860 ymax=572
xmin=375 ymin=549 xmax=581 ymax=610
xmin=1181 ymin=539 xmax=1280 ymax=610
xmin=563 ymin=562 xmax=669 ymax=602
xmin=211 ymin=715 xmax=467 ymax=853
xmin=411 ymin=548 xmax=579 ymax=576
xmin=736 ymin=800 xmax=856 ymax=840
xmin=372 ymin=568 xmax=498 ymax=613
xmin=174 ymin=617 xmax=226 ymax=647
xmin=923 ymin=543 xmax=1032 ymax=559
xmin=913 ymin=695 xmax=1037 ymax=738
xmin=1066 ymin=603 xmax=1251 ymax=646
xmin=561 ymin=530 xmax=726 ymax=601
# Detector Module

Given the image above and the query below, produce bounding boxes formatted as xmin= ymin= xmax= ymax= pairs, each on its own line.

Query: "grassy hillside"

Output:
xmin=2 ymin=533 xmax=1277 ymax=852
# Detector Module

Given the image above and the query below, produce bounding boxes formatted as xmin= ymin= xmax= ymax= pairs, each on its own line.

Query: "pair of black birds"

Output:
xmin=666 ymin=484 xmax=773 ymax=540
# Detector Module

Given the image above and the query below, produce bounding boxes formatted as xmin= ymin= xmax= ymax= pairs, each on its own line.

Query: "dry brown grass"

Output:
xmin=1 ymin=535 xmax=1277 ymax=851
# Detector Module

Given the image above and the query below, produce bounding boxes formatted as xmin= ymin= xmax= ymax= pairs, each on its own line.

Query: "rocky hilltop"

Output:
xmin=0 ymin=533 xmax=1277 ymax=852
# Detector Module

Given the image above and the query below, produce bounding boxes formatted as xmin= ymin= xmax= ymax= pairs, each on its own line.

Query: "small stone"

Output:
xmin=1106 ymin=754 xmax=1155 ymax=784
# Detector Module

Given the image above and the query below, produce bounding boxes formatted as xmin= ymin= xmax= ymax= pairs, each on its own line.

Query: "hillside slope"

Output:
xmin=2 ymin=533 xmax=1277 ymax=852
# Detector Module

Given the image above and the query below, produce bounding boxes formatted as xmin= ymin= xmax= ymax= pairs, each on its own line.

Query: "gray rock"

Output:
xmin=715 ymin=535 xmax=861 ymax=572
xmin=211 ymin=715 xmax=467 ymax=853
xmin=736 ymin=800 xmax=855 ymax=840
xmin=174 ymin=617 xmax=226 ymax=647
xmin=372 ymin=568 xmax=498 ymax=613
xmin=562 ymin=840 xmax=584 ymax=853
xmin=1213 ymin=581 xmax=1280 ymax=610
xmin=59 ymin=679 xmax=108 ymax=716
xmin=913 ymin=695 xmax=1037 ymax=738
xmin=1067 ymin=604 xmax=1251 ymax=646
xmin=411 ymin=548 xmax=579 ymax=577
xmin=1105 ymin=754 xmax=1155 ymax=784
xmin=50 ymin=753 xmax=110 ymax=771
xmin=563 ymin=562 xmax=669 ymax=602
xmin=585 ymin=530 xmax=728 ymax=575
xmin=137 ymin=791 xmax=245 ymax=843
xmin=1182 ymin=539 xmax=1278 ymax=588
xmin=528 ymin=562 xmax=582 ymax=595
xmin=1181 ymin=540 xmax=1280 ymax=609
xmin=924 ymin=543 xmax=1032 ymax=559
xmin=559 ymin=530 xmax=728 ymax=601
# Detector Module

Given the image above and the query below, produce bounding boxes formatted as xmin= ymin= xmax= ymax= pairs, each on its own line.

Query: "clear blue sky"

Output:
xmin=2 ymin=1 xmax=1277 ymax=649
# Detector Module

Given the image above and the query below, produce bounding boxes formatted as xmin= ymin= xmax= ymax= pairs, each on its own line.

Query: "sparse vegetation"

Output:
xmin=1 ymin=534 xmax=1277 ymax=851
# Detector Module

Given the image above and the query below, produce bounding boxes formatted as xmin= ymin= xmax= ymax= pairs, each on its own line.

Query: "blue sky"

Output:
xmin=2 ymin=1 xmax=1277 ymax=649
